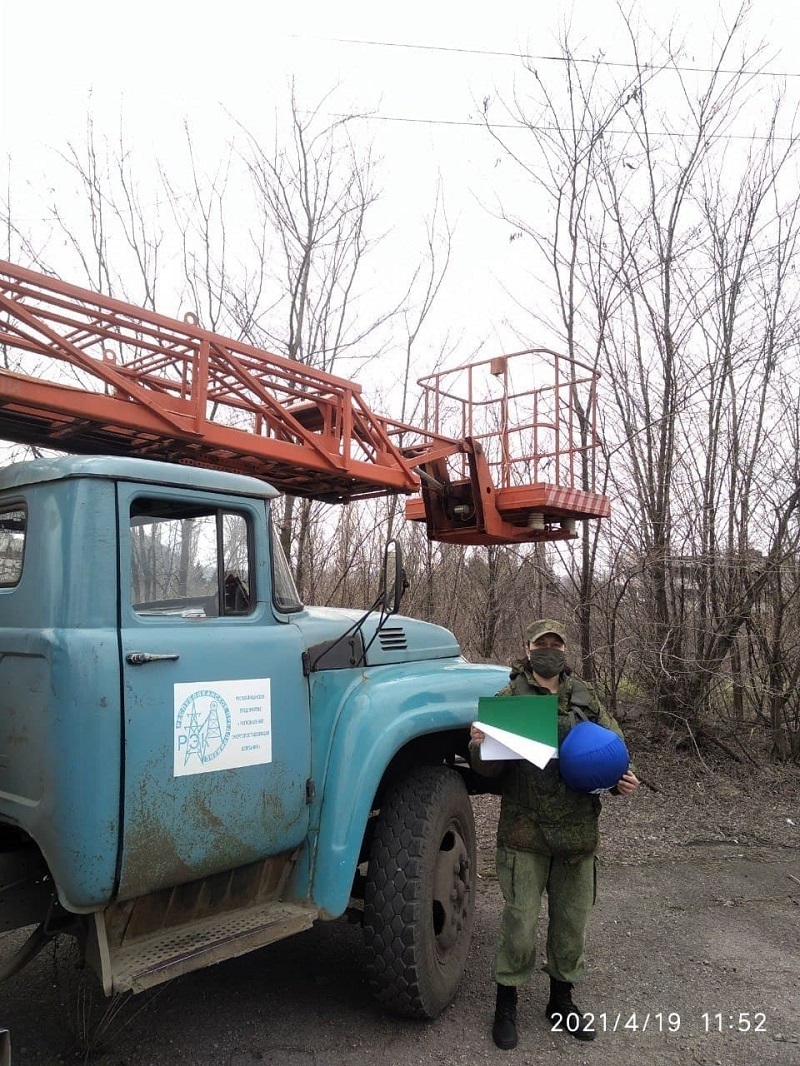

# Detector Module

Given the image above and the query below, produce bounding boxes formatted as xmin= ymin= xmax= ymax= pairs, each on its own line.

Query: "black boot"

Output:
xmin=492 ymin=983 xmax=518 ymax=1050
xmin=545 ymin=978 xmax=596 ymax=1041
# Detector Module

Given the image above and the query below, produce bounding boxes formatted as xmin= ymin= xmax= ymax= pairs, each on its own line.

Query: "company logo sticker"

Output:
xmin=173 ymin=678 xmax=271 ymax=776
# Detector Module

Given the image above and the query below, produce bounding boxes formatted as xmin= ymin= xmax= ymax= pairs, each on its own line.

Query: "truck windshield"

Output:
xmin=270 ymin=518 xmax=303 ymax=612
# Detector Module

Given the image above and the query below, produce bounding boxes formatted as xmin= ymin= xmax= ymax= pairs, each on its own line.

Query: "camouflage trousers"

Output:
xmin=494 ymin=844 xmax=596 ymax=986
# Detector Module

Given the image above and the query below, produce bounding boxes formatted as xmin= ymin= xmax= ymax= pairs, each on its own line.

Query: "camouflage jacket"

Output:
xmin=471 ymin=663 xmax=627 ymax=858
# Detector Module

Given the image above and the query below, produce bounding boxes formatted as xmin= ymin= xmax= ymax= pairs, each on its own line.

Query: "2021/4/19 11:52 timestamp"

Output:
xmin=549 ymin=1012 xmax=769 ymax=1036
xmin=702 ymin=1012 xmax=767 ymax=1033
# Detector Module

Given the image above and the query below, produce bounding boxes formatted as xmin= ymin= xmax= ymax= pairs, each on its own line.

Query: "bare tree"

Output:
xmin=479 ymin=24 xmax=660 ymax=679
xmin=228 ymin=89 xmax=388 ymax=582
xmin=52 ymin=114 xmax=165 ymax=307
xmin=159 ymin=122 xmax=242 ymax=334
xmin=482 ymin=4 xmax=800 ymax=759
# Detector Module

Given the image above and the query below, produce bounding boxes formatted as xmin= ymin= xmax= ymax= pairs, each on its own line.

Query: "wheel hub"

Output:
xmin=432 ymin=825 xmax=471 ymax=953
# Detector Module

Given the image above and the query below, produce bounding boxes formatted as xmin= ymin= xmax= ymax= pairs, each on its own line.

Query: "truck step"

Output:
xmin=108 ymin=900 xmax=317 ymax=993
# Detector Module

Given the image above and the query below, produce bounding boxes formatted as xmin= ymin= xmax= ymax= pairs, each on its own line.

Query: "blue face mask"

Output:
xmin=528 ymin=648 xmax=566 ymax=679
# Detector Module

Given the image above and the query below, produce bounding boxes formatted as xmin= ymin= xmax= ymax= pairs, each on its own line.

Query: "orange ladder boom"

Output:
xmin=0 ymin=259 xmax=609 ymax=544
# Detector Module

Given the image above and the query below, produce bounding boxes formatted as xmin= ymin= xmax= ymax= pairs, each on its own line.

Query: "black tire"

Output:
xmin=362 ymin=765 xmax=477 ymax=1019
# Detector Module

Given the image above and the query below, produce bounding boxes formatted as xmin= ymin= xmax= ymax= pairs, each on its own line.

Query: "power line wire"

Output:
xmin=313 ymin=35 xmax=798 ymax=80
xmin=344 ymin=112 xmax=798 ymax=143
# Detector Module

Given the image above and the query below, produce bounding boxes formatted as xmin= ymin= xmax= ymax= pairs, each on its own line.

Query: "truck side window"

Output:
xmin=0 ymin=506 xmax=26 ymax=587
xmin=130 ymin=500 xmax=253 ymax=618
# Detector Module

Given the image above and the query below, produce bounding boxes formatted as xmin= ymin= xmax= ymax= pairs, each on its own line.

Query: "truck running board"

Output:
xmin=92 ymin=900 xmax=318 ymax=994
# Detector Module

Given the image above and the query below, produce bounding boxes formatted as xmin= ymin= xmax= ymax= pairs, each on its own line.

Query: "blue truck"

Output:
xmin=0 ymin=454 xmax=508 ymax=1019
xmin=0 ymin=260 xmax=607 ymax=1042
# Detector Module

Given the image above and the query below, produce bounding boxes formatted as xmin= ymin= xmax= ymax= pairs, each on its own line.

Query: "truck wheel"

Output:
xmin=362 ymin=765 xmax=476 ymax=1019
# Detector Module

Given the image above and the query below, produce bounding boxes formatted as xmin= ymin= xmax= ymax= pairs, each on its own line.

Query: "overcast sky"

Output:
xmin=3 ymin=0 xmax=800 ymax=369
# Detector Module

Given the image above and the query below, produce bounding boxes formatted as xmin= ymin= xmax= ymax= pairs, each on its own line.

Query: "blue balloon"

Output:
xmin=559 ymin=721 xmax=629 ymax=793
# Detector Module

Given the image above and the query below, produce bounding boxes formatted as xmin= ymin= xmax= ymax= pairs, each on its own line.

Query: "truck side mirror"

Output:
xmin=383 ymin=539 xmax=407 ymax=615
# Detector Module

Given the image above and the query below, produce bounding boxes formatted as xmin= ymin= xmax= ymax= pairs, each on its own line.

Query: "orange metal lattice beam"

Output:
xmin=0 ymin=259 xmax=439 ymax=502
xmin=0 ymin=260 xmax=611 ymax=543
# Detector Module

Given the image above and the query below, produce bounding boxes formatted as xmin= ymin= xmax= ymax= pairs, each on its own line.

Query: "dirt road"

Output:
xmin=2 ymin=835 xmax=797 ymax=1066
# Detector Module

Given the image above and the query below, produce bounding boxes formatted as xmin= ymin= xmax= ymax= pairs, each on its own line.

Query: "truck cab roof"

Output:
xmin=0 ymin=454 xmax=280 ymax=499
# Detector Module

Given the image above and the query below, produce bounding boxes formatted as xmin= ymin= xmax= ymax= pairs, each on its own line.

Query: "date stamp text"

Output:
xmin=549 ymin=1011 xmax=768 ymax=1035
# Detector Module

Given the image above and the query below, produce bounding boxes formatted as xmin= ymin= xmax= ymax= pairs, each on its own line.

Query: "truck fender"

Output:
xmin=307 ymin=659 xmax=508 ymax=917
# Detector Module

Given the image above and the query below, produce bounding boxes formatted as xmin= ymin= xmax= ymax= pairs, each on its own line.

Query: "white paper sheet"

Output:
xmin=474 ymin=720 xmax=558 ymax=768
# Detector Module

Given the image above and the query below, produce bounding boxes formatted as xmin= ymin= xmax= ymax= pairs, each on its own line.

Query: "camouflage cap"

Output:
xmin=525 ymin=618 xmax=567 ymax=645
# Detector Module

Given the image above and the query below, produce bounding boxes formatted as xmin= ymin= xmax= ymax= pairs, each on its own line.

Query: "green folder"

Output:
xmin=476 ymin=694 xmax=558 ymax=747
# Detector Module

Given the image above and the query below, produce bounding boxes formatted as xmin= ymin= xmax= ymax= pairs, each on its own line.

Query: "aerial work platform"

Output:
xmin=0 ymin=259 xmax=609 ymax=545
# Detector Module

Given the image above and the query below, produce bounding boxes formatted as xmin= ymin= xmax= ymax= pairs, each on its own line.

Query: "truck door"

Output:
xmin=116 ymin=483 xmax=310 ymax=900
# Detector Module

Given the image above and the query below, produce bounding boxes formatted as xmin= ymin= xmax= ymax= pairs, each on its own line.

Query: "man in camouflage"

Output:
xmin=470 ymin=619 xmax=639 ymax=1050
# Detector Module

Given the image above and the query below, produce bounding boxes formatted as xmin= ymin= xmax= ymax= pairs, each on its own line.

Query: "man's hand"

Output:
xmin=616 ymin=770 xmax=639 ymax=796
xmin=469 ymin=726 xmax=486 ymax=747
